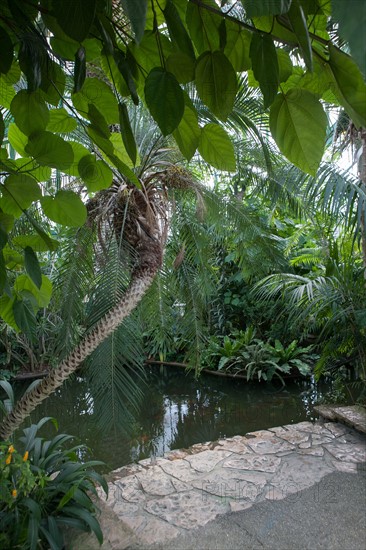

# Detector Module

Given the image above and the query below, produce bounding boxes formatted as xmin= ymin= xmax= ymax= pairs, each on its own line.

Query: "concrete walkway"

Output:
xmin=73 ymin=420 xmax=366 ymax=549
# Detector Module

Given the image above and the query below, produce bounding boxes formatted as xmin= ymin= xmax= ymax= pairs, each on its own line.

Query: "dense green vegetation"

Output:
xmin=0 ymin=0 xmax=365 ymax=545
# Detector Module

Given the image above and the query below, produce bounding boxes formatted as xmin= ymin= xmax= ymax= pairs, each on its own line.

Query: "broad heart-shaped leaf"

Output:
xmin=328 ymin=45 xmax=366 ymax=129
xmin=164 ymin=0 xmax=195 ymax=59
xmin=52 ymin=0 xmax=97 ymax=42
xmin=269 ymin=89 xmax=327 ymax=176
xmin=10 ymin=90 xmax=49 ymax=136
xmin=113 ymin=50 xmax=139 ymax=106
xmin=13 ymin=299 xmax=37 ymax=342
xmin=287 ymin=0 xmax=313 ymax=72
xmin=24 ymin=246 xmax=42 ymax=289
xmin=14 ymin=274 xmax=52 ymax=309
xmin=0 ymin=75 xmax=16 ymax=108
xmin=243 ymin=0 xmax=291 ymax=17
xmin=166 ymin=52 xmax=195 ymax=83
xmin=46 ymin=108 xmax=77 ymax=133
xmin=145 ymin=68 xmax=184 ymax=136
xmin=0 ymin=174 xmax=41 ymax=218
xmin=7 ymin=123 xmax=28 ymax=156
xmin=0 ymin=295 xmax=18 ymax=330
xmin=78 ymin=155 xmax=113 ymax=192
xmin=121 ymin=0 xmax=148 ymax=43
xmin=25 ymin=131 xmax=74 ymax=171
xmin=0 ymin=26 xmax=13 ymax=74
xmin=88 ymin=104 xmax=110 ymax=139
xmin=186 ymin=2 xmax=221 ymax=54
xmin=173 ymin=99 xmax=201 ymax=161
xmin=198 ymin=123 xmax=236 ymax=172
xmin=62 ymin=141 xmax=91 ymax=177
xmin=72 ymin=78 xmax=119 ymax=124
xmin=74 ymin=46 xmax=86 ymax=93
xmin=224 ymin=22 xmax=252 ymax=72
xmin=13 ymin=234 xmax=59 ymax=252
xmin=41 ymin=190 xmax=87 ymax=227
xmin=119 ymin=102 xmax=137 ymax=166
xmin=332 ymin=0 xmax=366 ymax=77
xmin=250 ymin=33 xmax=279 ymax=108
xmin=195 ymin=51 xmax=238 ymax=121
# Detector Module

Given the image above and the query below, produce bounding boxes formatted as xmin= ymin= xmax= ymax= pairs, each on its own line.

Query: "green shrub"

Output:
xmin=0 ymin=418 xmax=107 ymax=549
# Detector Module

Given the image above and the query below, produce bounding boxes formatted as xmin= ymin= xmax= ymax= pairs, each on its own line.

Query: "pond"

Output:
xmin=24 ymin=366 xmax=325 ymax=473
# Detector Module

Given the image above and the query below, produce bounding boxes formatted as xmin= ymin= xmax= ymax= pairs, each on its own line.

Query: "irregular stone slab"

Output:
xmin=223 ymin=454 xmax=281 ymax=473
xmin=136 ymin=467 xmax=176 ymax=496
xmin=324 ymin=442 xmax=366 ymax=463
xmin=108 ymin=463 xmax=144 ymax=481
xmin=184 ymin=450 xmax=232 ymax=472
xmin=293 ymin=421 xmax=333 ymax=436
xmin=229 ymin=500 xmax=253 ymax=512
xmin=121 ymin=515 xmax=180 ymax=545
xmin=331 ymin=460 xmax=358 ymax=473
xmin=192 ymin=469 xmax=268 ymax=503
xmin=165 ymin=449 xmax=189 ymax=460
xmin=269 ymin=454 xmax=334 ymax=497
xmin=114 ymin=476 xmax=146 ymax=503
xmin=323 ymin=422 xmax=349 ymax=437
xmin=216 ymin=438 xmax=252 ymax=454
xmin=171 ymin=478 xmax=192 ymax=492
xmin=269 ymin=426 xmax=310 ymax=445
xmin=144 ymin=490 xmax=229 ymax=529
xmin=112 ymin=500 xmax=139 ymax=516
xmin=160 ymin=458 xmax=204 ymax=483
xmin=245 ymin=433 xmax=294 ymax=455
xmin=297 ymin=446 xmax=324 ymax=457
xmin=311 ymin=434 xmax=334 ymax=446
xmin=315 ymin=405 xmax=366 ymax=434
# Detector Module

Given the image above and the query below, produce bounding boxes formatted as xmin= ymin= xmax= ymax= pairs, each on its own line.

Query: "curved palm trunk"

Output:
xmin=0 ymin=240 xmax=162 ymax=440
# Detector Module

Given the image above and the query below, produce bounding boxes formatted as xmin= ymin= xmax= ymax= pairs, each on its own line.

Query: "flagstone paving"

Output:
xmin=83 ymin=419 xmax=366 ymax=549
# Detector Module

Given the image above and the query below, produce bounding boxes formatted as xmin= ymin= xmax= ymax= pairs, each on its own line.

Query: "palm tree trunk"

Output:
xmin=0 ymin=240 xmax=162 ymax=440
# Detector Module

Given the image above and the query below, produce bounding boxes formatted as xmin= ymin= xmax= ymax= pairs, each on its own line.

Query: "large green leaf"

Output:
xmin=164 ymin=0 xmax=195 ymax=59
xmin=250 ymin=33 xmax=279 ymax=108
xmin=41 ymin=190 xmax=87 ymax=227
xmin=198 ymin=123 xmax=236 ymax=172
xmin=145 ymin=68 xmax=184 ymax=135
xmin=186 ymin=2 xmax=221 ymax=54
xmin=7 ymin=123 xmax=28 ymax=156
xmin=10 ymin=90 xmax=49 ymax=136
xmin=13 ymin=234 xmax=59 ymax=252
xmin=224 ymin=22 xmax=252 ymax=72
xmin=78 ymin=155 xmax=113 ymax=192
xmin=62 ymin=142 xmax=91 ymax=177
xmin=72 ymin=78 xmax=119 ymax=124
xmin=121 ymin=0 xmax=148 ymax=43
xmin=74 ymin=46 xmax=86 ymax=93
xmin=118 ymin=103 xmax=137 ymax=166
xmin=88 ymin=104 xmax=110 ymax=139
xmin=14 ymin=274 xmax=52 ymax=308
xmin=128 ymin=31 xmax=173 ymax=78
xmin=173 ymin=100 xmax=200 ymax=161
xmin=287 ymin=0 xmax=313 ymax=72
xmin=113 ymin=50 xmax=139 ymax=105
xmin=328 ymin=45 xmax=366 ymax=129
xmin=46 ymin=108 xmax=78 ymax=133
xmin=166 ymin=51 xmax=195 ymax=83
xmin=0 ymin=75 xmax=15 ymax=108
xmin=13 ymin=299 xmax=37 ymax=341
xmin=3 ymin=158 xmax=52 ymax=183
xmin=0 ymin=174 xmax=41 ymax=217
xmin=0 ymin=252 xmax=7 ymax=294
xmin=0 ymin=295 xmax=18 ymax=330
xmin=332 ymin=0 xmax=366 ymax=77
xmin=52 ymin=0 xmax=97 ymax=42
xmin=0 ymin=112 xmax=4 ymax=147
xmin=195 ymin=51 xmax=237 ymax=121
xmin=0 ymin=26 xmax=13 ymax=74
xmin=269 ymin=89 xmax=327 ymax=176
xmin=244 ymin=0 xmax=291 ymax=17
xmin=25 ymin=131 xmax=74 ymax=170
xmin=24 ymin=246 xmax=42 ymax=289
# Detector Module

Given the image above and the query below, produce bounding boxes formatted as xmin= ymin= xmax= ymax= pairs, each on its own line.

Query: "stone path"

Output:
xmin=79 ymin=420 xmax=366 ymax=549
xmin=314 ymin=404 xmax=366 ymax=433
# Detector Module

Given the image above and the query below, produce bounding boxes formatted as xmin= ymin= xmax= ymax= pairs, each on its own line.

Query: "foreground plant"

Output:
xmin=0 ymin=417 xmax=107 ymax=549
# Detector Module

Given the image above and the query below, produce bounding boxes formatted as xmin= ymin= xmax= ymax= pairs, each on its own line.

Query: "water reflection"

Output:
xmin=26 ymin=366 xmax=325 ymax=472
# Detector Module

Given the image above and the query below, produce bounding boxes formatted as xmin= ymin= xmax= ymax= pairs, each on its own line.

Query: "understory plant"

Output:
xmin=0 ymin=413 xmax=107 ymax=549
xmin=202 ymin=328 xmax=316 ymax=383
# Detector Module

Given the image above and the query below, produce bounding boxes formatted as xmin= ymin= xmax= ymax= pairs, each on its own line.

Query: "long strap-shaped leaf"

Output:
xmin=0 ymin=252 xmax=161 ymax=440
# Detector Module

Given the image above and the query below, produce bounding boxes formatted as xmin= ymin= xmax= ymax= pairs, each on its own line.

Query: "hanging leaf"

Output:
xmin=62 ymin=141 xmax=90 ymax=177
xmin=25 ymin=131 xmax=74 ymax=170
xmin=0 ymin=75 xmax=15 ymax=109
xmin=0 ymin=252 xmax=7 ymax=294
xmin=72 ymin=78 xmax=119 ymax=124
xmin=145 ymin=68 xmax=184 ymax=135
xmin=74 ymin=46 xmax=86 ymax=93
xmin=173 ymin=100 xmax=201 ymax=161
xmin=0 ymin=174 xmax=41 ymax=218
xmin=13 ymin=234 xmax=59 ymax=252
xmin=0 ymin=112 xmax=4 ymax=147
xmin=0 ymin=227 xmax=8 ymax=249
xmin=166 ymin=52 xmax=195 ymax=83
xmin=198 ymin=123 xmax=236 ymax=172
xmin=78 ymin=155 xmax=113 ymax=192
xmin=224 ymin=23 xmax=252 ymax=72
xmin=88 ymin=104 xmax=110 ymax=139
xmin=52 ymin=0 xmax=97 ymax=42
xmin=41 ymin=190 xmax=87 ymax=227
xmin=7 ymin=123 xmax=28 ymax=157
xmin=186 ymin=2 xmax=221 ymax=54
xmin=270 ymin=89 xmax=327 ymax=176
xmin=46 ymin=108 xmax=78 ymax=133
xmin=195 ymin=51 xmax=237 ymax=121
xmin=121 ymin=0 xmax=148 ymax=43
xmin=10 ymin=90 xmax=49 ymax=136
xmin=250 ymin=33 xmax=279 ymax=108
xmin=332 ymin=0 xmax=366 ymax=77
xmin=24 ymin=246 xmax=42 ymax=289
xmin=287 ymin=0 xmax=313 ymax=72
xmin=14 ymin=274 xmax=52 ymax=308
xmin=0 ymin=26 xmax=13 ymax=74
xmin=113 ymin=50 xmax=139 ymax=105
xmin=40 ymin=59 xmax=66 ymax=106
xmin=118 ymin=103 xmax=137 ymax=166
xmin=0 ymin=295 xmax=17 ymax=329
xmin=164 ymin=0 xmax=195 ymax=59
xmin=18 ymin=38 xmax=44 ymax=92
xmin=328 ymin=45 xmax=366 ymax=129
xmin=13 ymin=299 xmax=37 ymax=342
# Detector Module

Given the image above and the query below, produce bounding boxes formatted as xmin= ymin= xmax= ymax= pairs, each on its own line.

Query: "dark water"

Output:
xmin=19 ymin=366 xmax=325 ymax=473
